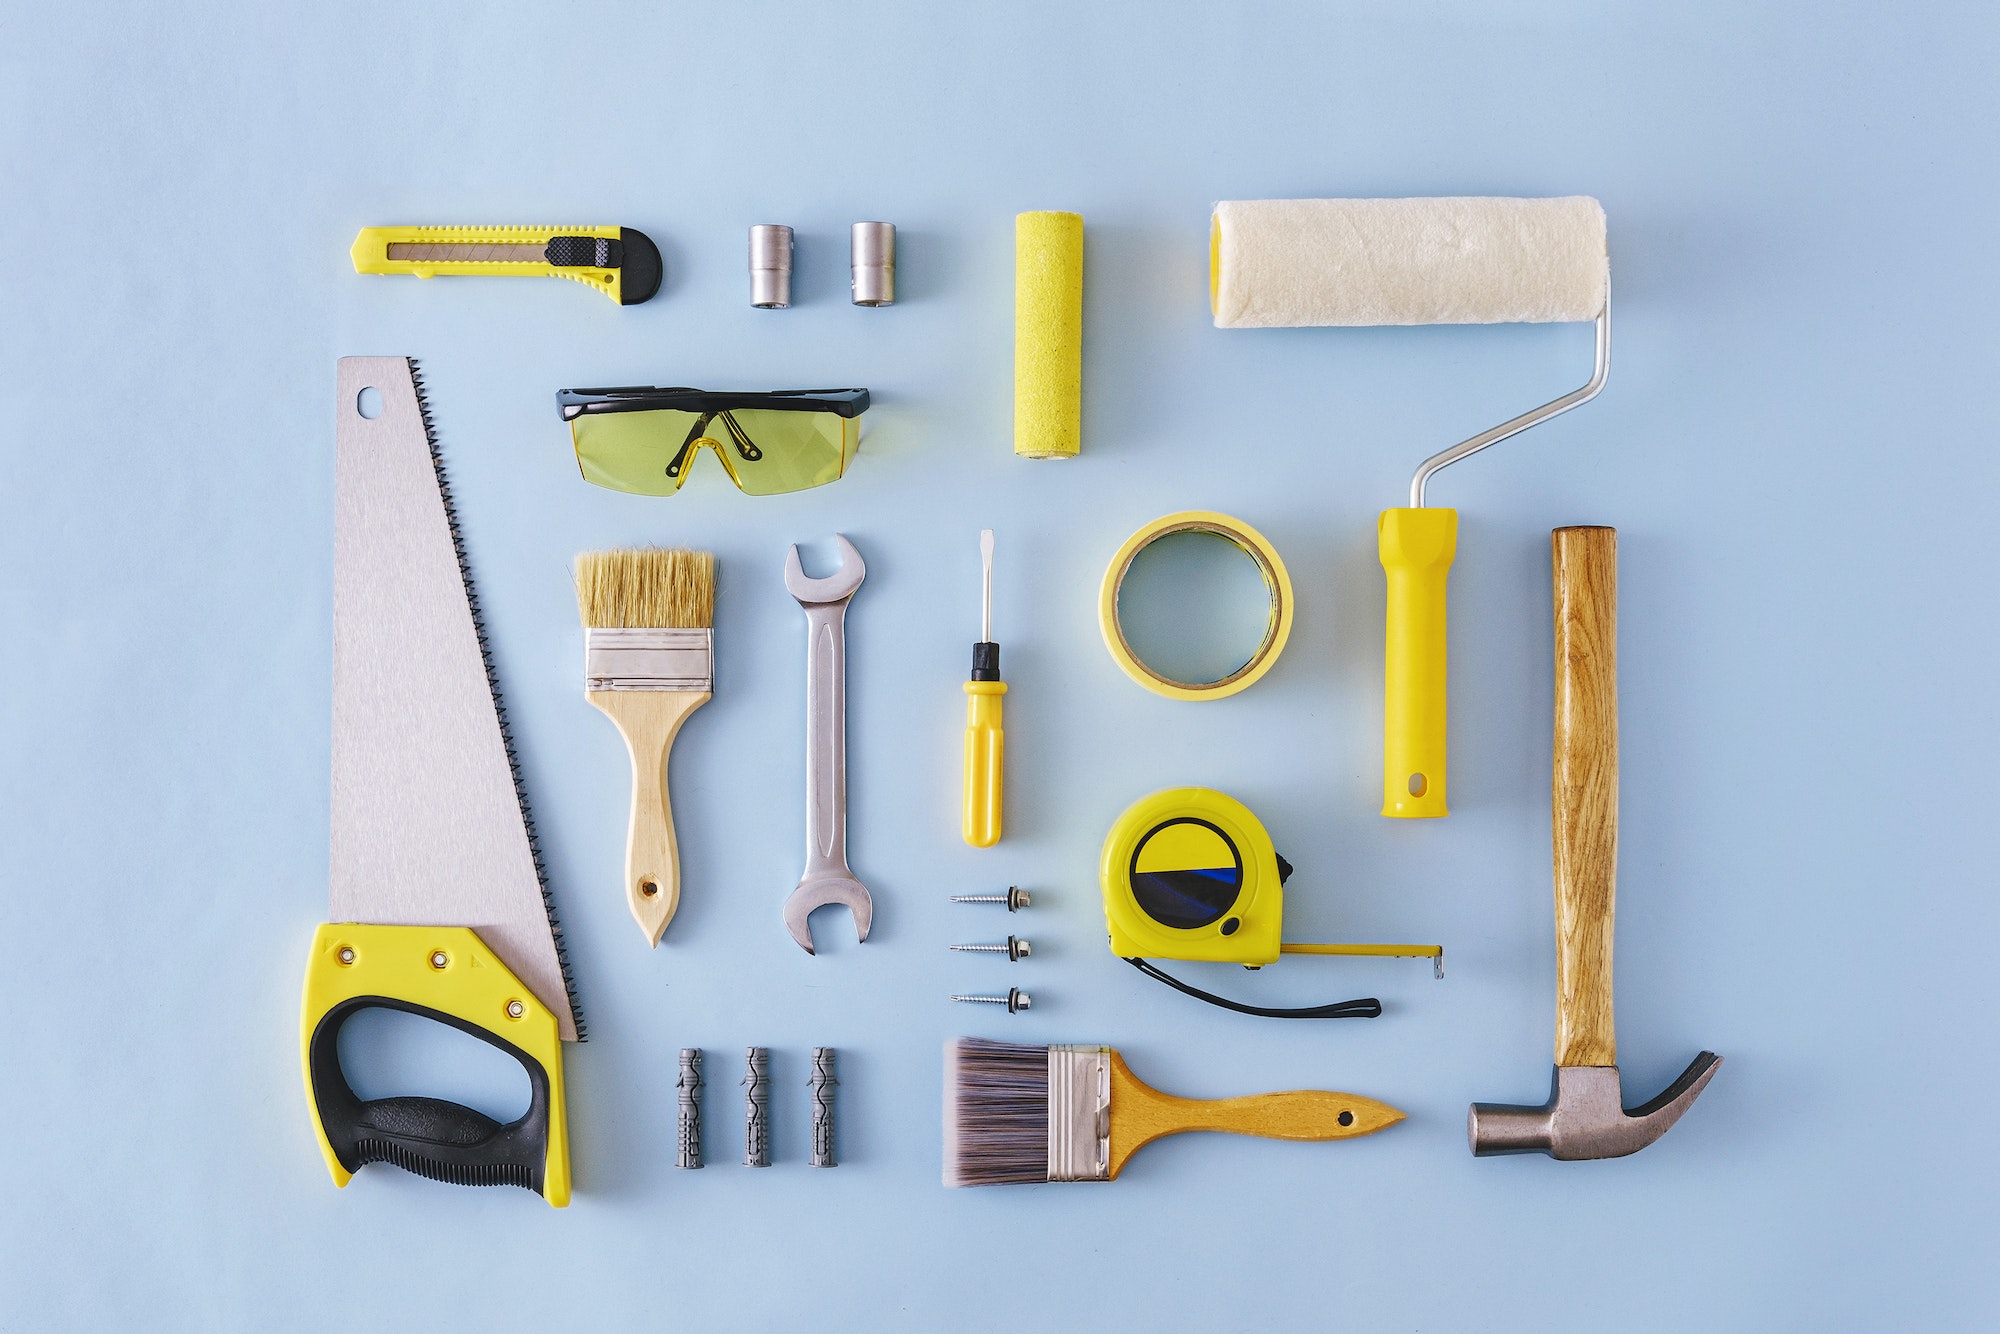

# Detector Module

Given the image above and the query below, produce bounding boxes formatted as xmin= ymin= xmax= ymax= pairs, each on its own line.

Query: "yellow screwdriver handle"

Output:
xmin=962 ymin=681 xmax=1007 ymax=847
xmin=1379 ymin=507 xmax=1457 ymax=819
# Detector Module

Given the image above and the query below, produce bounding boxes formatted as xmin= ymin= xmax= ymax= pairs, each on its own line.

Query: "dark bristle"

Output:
xmin=944 ymin=1038 xmax=1049 ymax=1187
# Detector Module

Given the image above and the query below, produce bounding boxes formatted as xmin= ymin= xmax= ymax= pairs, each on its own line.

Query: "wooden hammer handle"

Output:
xmin=1552 ymin=527 xmax=1619 ymax=1067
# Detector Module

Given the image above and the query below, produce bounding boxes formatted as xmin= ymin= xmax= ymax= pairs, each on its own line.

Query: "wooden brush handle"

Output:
xmin=1105 ymin=1054 xmax=1403 ymax=1178
xmin=587 ymin=690 xmax=710 ymax=946
xmin=1551 ymin=527 xmax=1619 ymax=1067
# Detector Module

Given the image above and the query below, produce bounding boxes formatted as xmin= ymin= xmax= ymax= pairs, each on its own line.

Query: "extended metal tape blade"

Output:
xmin=330 ymin=357 xmax=582 ymax=1041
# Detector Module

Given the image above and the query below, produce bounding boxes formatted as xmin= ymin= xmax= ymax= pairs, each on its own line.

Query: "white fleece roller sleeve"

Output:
xmin=1210 ymin=196 xmax=1607 ymax=328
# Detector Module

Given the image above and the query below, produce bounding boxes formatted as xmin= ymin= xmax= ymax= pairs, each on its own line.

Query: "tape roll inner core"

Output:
xmin=1105 ymin=517 xmax=1291 ymax=697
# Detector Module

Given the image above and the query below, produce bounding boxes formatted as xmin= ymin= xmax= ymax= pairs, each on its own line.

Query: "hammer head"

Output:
xmin=1468 ymin=1053 xmax=1721 ymax=1159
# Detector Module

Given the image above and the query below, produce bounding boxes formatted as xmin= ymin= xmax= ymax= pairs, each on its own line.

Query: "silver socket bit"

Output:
xmin=809 ymin=1047 xmax=838 ymax=1168
xmin=676 ymin=1048 xmax=704 ymax=1169
xmin=952 ymin=987 xmax=1031 ymax=1013
xmin=951 ymin=935 xmax=1032 ymax=961
xmin=850 ymin=222 xmax=895 ymax=306
xmin=743 ymin=1047 xmax=771 ymax=1167
xmin=750 ymin=224 xmax=794 ymax=308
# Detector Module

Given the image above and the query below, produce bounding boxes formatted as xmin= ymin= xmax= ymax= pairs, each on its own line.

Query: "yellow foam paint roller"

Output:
xmin=1014 ymin=211 xmax=1083 ymax=459
xmin=1210 ymin=197 xmax=1611 ymax=818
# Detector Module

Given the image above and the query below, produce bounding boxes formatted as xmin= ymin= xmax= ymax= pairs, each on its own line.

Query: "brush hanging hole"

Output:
xmin=1408 ymin=773 xmax=1427 ymax=798
xmin=1338 ymin=1110 xmax=1354 ymax=1127
xmin=356 ymin=386 xmax=384 ymax=419
xmin=640 ymin=880 xmax=659 ymax=897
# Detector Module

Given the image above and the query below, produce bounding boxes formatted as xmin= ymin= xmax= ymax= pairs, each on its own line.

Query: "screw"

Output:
xmin=429 ymin=950 xmax=450 ymax=969
xmin=506 ymin=999 xmax=526 ymax=1018
xmin=952 ymin=987 xmax=1031 ymax=1013
xmin=951 ymin=885 xmax=1030 ymax=911
xmin=951 ymin=935 xmax=1031 ymax=961
xmin=336 ymin=946 xmax=355 ymax=965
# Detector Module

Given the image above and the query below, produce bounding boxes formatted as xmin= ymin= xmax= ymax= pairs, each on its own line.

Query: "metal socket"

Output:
xmin=750 ymin=225 xmax=793 ymax=308
xmin=851 ymin=222 xmax=895 ymax=306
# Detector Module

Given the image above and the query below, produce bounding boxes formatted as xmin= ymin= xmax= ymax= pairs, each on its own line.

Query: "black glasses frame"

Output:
xmin=557 ymin=386 xmax=870 ymax=422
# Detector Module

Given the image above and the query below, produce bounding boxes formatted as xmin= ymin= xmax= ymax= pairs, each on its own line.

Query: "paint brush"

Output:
xmin=575 ymin=547 xmax=715 ymax=945
xmin=943 ymin=1037 xmax=1403 ymax=1186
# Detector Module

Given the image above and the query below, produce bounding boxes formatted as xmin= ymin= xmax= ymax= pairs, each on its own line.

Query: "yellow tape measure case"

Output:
xmin=1100 ymin=788 xmax=1285 ymax=965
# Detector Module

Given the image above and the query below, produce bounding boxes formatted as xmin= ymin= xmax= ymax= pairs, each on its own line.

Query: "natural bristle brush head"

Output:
xmin=575 ymin=548 xmax=715 ymax=629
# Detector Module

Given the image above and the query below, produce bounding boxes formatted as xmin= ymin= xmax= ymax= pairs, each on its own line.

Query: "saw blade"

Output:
xmin=330 ymin=357 xmax=582 ymax=1041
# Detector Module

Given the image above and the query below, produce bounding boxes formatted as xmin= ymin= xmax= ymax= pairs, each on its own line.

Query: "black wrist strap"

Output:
xmin=1123 ymin=958 xmax=1382 ymax=1020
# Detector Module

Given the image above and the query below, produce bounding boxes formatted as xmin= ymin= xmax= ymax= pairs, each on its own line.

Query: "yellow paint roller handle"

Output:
xmin=1379 ymin=507 xmax=1457 ymax=818
xmin=962 ymin=682 xmax=1006 ymax=847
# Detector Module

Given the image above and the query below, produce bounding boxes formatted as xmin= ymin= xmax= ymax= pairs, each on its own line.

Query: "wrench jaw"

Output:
xmin=783 ymin=876 xmax=875 ymax=954
xmin=784 ymin=535 xmax=866 ymax=606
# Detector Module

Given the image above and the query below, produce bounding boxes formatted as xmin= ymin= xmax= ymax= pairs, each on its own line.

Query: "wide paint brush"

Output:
xmin=575 ymin=548 xmax=715 ymax=945
xmin=943 ymin=1037 xmax=1402 ymax=1186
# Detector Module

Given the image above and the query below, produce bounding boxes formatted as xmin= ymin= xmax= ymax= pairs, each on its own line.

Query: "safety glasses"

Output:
xmin=558 ymin=386 xmax=869 ymax=497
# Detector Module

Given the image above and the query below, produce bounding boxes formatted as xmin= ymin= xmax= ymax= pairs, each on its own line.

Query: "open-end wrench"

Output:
xmin=782 ymin=535 xmax=874 ymax=953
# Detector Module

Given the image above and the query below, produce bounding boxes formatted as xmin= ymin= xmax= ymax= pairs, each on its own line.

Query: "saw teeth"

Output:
xmin=407 ymin=358 xmax=585 ymax=1042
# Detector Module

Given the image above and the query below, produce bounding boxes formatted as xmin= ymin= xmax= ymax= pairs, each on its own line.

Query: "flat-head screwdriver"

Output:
xmin=962 ymin=529 xmax=1006 ymax=847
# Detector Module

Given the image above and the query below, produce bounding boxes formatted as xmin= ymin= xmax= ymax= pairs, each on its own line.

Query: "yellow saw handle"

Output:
xmin=1379 ymin=507 xmax=1457 ymax=818
xmin=962 ymin=681 xmax=1006 ymax=847
xmin=300 ymin=924 xmax=571 ymax=1207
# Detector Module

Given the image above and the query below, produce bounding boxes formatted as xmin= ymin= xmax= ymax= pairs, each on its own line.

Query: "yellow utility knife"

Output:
xmin=303 ymin=357 xmax=582 ymax=1207
xmin=351 ymin=225 xmax=662 ymax=305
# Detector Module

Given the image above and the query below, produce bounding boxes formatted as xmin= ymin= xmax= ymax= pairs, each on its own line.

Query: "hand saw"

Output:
xmin=301 ymin=357 xmax=583 ymax=1207
xmin=351 ymin=225 xmax=663 ymax=305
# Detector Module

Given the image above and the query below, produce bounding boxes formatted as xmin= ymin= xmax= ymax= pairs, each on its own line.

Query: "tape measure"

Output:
xmin=1100 ymin=788 xmax=1443 ymax=1018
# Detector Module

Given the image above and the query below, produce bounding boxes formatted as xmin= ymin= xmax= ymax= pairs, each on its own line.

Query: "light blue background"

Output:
xmin=3 ymin=2 xmax=1996 ymax=1329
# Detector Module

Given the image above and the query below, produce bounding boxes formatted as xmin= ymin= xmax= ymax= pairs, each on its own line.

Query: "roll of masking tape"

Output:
xmin=1098 ymin=511 xmax=1294 ymax=701
xmin=1014 ymin=211 xmax=1083 ymax=459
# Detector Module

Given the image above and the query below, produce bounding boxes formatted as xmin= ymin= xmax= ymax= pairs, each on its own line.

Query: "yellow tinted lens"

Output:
xmin=570 ymin=410 xmax=704 ymax=496
xmin=710 ymin=409 xmax=858 ymax=496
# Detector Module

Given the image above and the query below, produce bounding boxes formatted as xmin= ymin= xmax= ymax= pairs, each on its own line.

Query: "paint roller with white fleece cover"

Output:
xmin=1210 ymin=196 xmax=1607 ymax=328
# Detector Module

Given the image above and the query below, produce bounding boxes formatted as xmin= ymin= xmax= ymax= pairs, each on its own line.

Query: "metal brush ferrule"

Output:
xmin=584 ymin=627 xmax=713 ymax=691
xmin=1046 ymin=1044 xmax=1111 ymax=1182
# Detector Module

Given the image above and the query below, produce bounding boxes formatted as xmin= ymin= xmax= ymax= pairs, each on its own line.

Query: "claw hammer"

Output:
xmin=1469 ymin=527 xmax=1722 ymax=1159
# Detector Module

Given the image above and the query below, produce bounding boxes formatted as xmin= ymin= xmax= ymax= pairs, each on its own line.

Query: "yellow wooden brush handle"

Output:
xmin=1106 ymin=1053 xmax=1403 ymax=1178
xmin=1379 ymin=507 xmax=1457 ymax=818
xmin=961 ymin=681 xmax=1006 ymax=847
xmin=588 ymin=690 xmax=710 ymax=946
